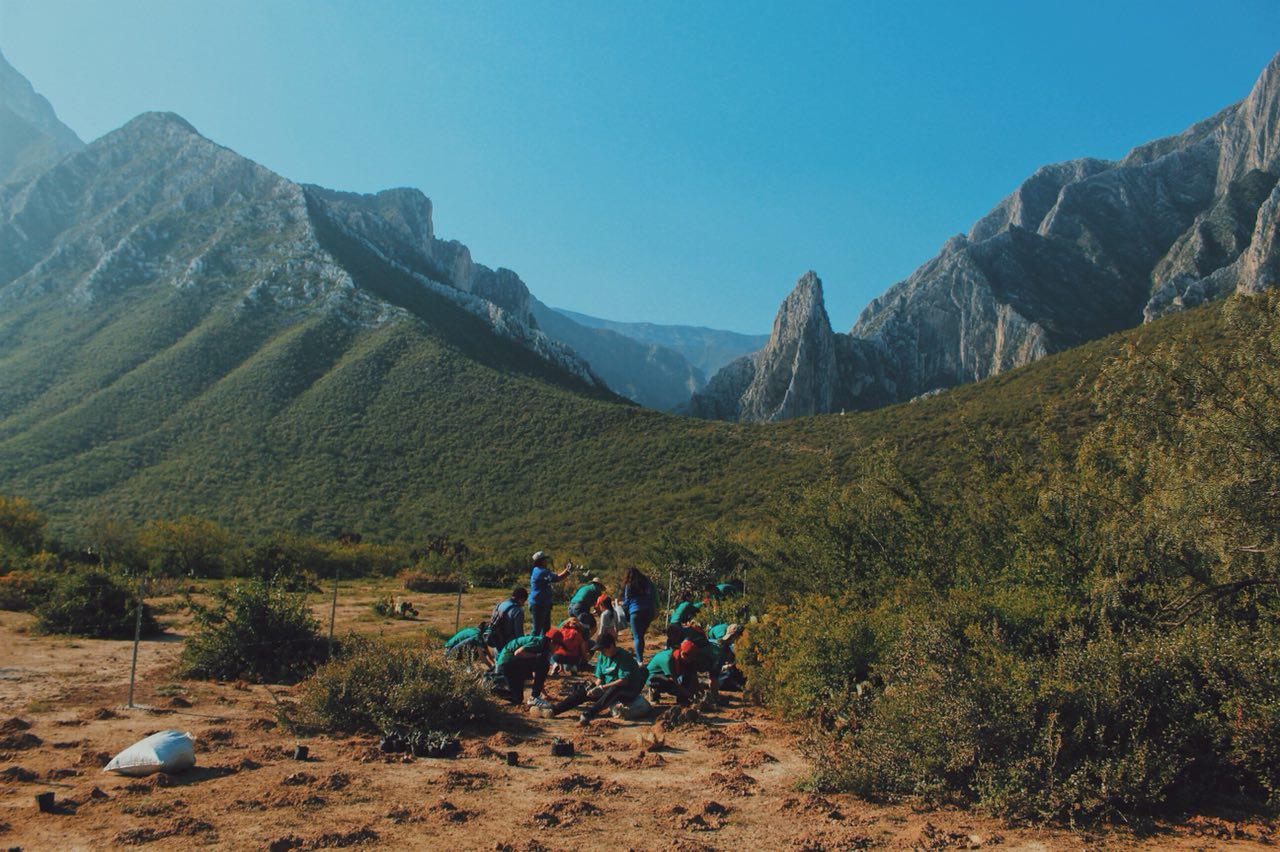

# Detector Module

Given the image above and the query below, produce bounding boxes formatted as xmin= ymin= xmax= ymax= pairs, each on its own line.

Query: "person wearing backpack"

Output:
xmin=484 ymin=587 xmax=528 ymax=654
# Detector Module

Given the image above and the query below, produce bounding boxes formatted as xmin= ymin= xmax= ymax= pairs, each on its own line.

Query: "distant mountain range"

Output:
xmin=692 ymin=51 xmax=1280 ymax=421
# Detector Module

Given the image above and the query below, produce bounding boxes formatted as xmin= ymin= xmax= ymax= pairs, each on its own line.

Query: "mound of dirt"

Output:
xmin=268 ymin=826 xmax=379 ymax=850
xmin=536 ymin=773 xmax=624 ymax=795
xmin=282 ymin=771 xmax=317 ymax=786
xmin=916 ymin=821 xmax=988 ymax=850
xmin=425 ymin=798 xmax=478 ymax=824
xmin=321 ymin=771 xmax=352 ymax=791
xmin=0 ymin=766 xmax=36 ymax=782
xmin=76 ymin=749 xmax=111 ymax=768
xmin=530 ymin=797 xmax=603 ymax=828
xmin=721 ymin=749 xmax=778 ymax=769
xmin=264 ymin=788 xmax=328 ymax=810
xmin=439 ymin=769 xmax=491 ymax=791
xmin=707 ymin=769 xmax=759 ymax=797
xmin=778 ymin=793 xmax=845 ymax=821
xmin=607 ymin=748 xmax=666 ymax=769
xmin=693 ymin=727 xmax=741 ymax=750
xmin=0 ymin=718 xmax=32 ymax=733
xmin=670 ymin=799 xmax=732 ymax=832
xmin=0 ymin=732 xmax=41 ymax=750
xmin=113 ymin=816 xmax=216 ymax=846
xmin=166 ymin=696 xmax=193 ymax=709
xmin=85 ymin=708 xmax=120 ymax=721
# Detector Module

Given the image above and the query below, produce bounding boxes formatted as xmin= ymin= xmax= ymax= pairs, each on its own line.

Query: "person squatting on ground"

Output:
xmin=620 ymin=566 xmax=657 ymax=661
xmin=494 ymin=631 xmax=564 ymax=710
xmin=485 ymin=586 xmax=527 ymax=653
xmin=645 ymin=644 xmax=695 ymax=706
xmin=708 ymin=622 xmax=746 ymax=691
xmin=566 ymin=576 xmax=604 ymax=633
xmin=528 ymin=550 xmax=573 ymax=636
xmin=549 ymin=619 xmax=590 ymax=675
xmin=594 ymin=594 xmax=619 ymax=644
xmin=444 ymin=622 xmax=494 ymax=667
xmin=540 ymin=632 xmax=647 ymax=726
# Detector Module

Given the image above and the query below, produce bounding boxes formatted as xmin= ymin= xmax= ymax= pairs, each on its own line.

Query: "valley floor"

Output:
xmin=0 ymin=586 xmax=1273 ymax=850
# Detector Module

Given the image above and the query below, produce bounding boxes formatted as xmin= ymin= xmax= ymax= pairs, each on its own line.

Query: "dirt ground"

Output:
xmin=0 ymin=583 xmax=1275 ymax=851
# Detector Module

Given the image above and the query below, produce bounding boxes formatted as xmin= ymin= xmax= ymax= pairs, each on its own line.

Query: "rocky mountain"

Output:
xmin=0 ymin=48 xmax=82 ymax=183
xmin=552 ymin=308 xmax=768 ymax=378
xmin=693 ymin=51 xmax=1280 ymax=422
xmin=529 ymin=301 xmax=702 ymax=410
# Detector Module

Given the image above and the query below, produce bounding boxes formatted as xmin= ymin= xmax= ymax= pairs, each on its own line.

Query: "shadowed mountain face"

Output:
xmin=693 ymin=52 xmax=1280 ymax=422
xmin=0 ymin=48 xmax=82 ymax=183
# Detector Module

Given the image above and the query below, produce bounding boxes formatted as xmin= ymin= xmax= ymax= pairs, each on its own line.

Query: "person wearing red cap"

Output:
xmin=645 ymin=644 xmax=695 ymax=706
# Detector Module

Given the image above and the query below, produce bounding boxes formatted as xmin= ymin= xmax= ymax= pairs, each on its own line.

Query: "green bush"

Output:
xmin=33 ymin=568 xmax=158 ymax=639
xmin=292 ymin=635 xmax=492 ymax=737
xmin=0 ymin=569 xmax=53 ymax=612
xmin=181 ymin=577 xmax=326 ymax=683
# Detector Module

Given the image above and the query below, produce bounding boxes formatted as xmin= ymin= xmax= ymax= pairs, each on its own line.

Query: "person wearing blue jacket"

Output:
xmin=527 ymin=550 xmax=572 ymax=636
xmin=619 ymin=566 xmax=658 ymax=661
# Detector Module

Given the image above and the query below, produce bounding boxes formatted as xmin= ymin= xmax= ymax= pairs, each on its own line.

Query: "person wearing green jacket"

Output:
xmin=567 ymin=576 xmax=604 ymax=633
xmin=495 ymin=633 xmax=562 ymax=710
xmin=645 ymin=645 xmax=695 ymax=706
xmin=541 ymin=633 xmax=647 ymax=725
xmin=669 ymin=596 xmax=702 ymax=626
xmin=444 ymin=622 xmax=493 ymax=667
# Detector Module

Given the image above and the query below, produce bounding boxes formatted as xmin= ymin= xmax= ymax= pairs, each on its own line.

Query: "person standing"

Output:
xmin=594 ymin=594 xmax=620 ymax=645
xmin=527 ymin=550 xmax=572 ymax=636
xmin=620 ymin=566 xmax=657 ymax=662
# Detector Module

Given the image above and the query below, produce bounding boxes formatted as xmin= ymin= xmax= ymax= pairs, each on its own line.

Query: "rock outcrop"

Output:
xmin=696 ymin=51 xmax=1280 ymax=421
xmin=0 ymin=48 xmax=82 ymax=183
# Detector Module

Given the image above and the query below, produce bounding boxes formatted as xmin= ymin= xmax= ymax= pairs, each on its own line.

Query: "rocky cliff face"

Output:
xmin=0 ymin=48 xmax=82 ymax=183
xmin=696 ymin=51 xmax=1280 ymax=421
xmin=0 ymin=107 xmax=604 ymax=392
xmin=688 ymin=272 xmax=897 ymax=420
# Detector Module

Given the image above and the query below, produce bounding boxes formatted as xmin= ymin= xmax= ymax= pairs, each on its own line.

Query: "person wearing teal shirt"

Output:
xmin=540 ymin=633 xmax=648 ymax=725
xmin=495 ymin=633 xmax=561 ymax=709
xmin=567 ymin=577 xmax=603 ymax=633
xmin=712 ymin=580 xmax=743 ymax=600
xmin=444 ymin=623 xmax=492 ymax=666
xmin=669 ymin=598 xmax=702 ymax=626
xmin=645 ymin=646 xmax=694 ymax=706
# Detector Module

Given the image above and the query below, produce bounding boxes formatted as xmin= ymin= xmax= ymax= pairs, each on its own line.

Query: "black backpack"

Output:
xmin=483 ymin=599 xmax=513 ymax=648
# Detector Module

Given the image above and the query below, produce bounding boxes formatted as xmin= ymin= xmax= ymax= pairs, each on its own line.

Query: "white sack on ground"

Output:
xmin=103 ymin=730 xmax=197 ymax=777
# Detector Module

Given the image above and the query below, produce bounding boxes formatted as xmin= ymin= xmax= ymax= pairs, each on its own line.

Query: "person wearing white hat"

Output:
xmin=527 ymin=550 xmax=572 ymax=636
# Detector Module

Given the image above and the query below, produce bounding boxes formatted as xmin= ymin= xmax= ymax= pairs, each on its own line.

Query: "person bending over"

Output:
xmin=485 ymin=587 xmax=528 ymax=654
xmin=494 ymin=632 xmax=562 ymax=711
xmin=542 ymin=633 xmax=647 ymax=726
xmin=445 ymin=621 xmax=493 ymax=667
xmin=566 ymin=576 xmax=604 ymax=633
xmin=668 ymin=593 xmax=702 ymax=626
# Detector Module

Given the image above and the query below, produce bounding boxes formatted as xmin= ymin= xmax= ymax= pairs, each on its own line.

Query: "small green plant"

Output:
xmin=33 ymin=568 xmax=158 ymax=639
xmin=292 ymin=635 xmax=492 ymax=738
xmin=181 ymin=576 xmax=326 ymax=683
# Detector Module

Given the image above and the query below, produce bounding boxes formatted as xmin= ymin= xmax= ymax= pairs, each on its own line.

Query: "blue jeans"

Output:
xmin=629 ymin=610 xmax=654 ymax=661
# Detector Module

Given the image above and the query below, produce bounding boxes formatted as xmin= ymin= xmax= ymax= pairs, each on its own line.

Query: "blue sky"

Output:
xmin=2 ymin=2 xmax=1278 ymax=333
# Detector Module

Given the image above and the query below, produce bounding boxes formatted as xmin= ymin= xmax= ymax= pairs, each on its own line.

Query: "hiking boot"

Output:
xmin=529 ymin=696 xmax=552 ymax=712
xmin=577 ymin=713 xmax=591 ymax=727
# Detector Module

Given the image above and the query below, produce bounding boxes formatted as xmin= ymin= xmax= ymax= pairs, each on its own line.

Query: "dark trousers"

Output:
xmin=551 ymin=651 xmax=584 ymax=670
xmin=496 ymin=655 xmax=548 ymax=703
xmin=553 ymin=683 xmax=642 ymax=719
xmin=530 ymin=601 xmax=552 ymax=636
xmin=648 ymin=674 xmax=694 ymax=705
xmin=567 ymin=603 xmax=596 ymax=633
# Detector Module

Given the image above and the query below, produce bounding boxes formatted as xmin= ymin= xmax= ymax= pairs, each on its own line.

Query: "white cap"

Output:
xmin=531 ymin=550 xmax=547 ymax=563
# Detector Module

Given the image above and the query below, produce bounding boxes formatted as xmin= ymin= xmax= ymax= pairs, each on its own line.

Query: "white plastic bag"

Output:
xmin=103 ymin=730 xmax=196 ymax=777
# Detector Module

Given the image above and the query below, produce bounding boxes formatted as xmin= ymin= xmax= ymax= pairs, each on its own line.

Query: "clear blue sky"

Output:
xmin=2 ymin=1 xmax=1277 ymax=333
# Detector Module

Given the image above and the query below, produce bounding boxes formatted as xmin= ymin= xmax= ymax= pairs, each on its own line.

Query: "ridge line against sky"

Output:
xmin=2 ymin=0 xmax=1278 ymax=333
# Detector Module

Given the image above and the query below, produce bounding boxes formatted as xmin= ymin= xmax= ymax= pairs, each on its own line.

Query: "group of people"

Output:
xmin=443 ymin=550 xmax=745 ymax=726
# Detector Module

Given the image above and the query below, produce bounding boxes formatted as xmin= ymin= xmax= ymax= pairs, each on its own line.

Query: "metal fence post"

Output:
xmin=327 ymin=564 xmax=340 ymax=658
xmin=127 ymin=574 xmax=147 ymax=709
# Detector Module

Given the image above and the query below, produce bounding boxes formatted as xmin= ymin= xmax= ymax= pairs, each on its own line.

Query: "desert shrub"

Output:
xmin=292 ymin=635 xmax=492 ymax=737
xmin=0 ymin=570 xmax=53 ymax=612
xmin=401 ymin=570 xmax=460 ymax=594
xmin=139 ymin=516 xmax=236 ymax=578
xmin=465 ymin=553 xmax=524 ymax=589
xmin=181 ymin=577 xmax=326 ymax=683
xmin=648 ymin=528 xmax=747 ymax=598
xmin=0 ymin=495 xmax=44 ymax=554
xmin=33 ymin=568 xmax=158 ymax=638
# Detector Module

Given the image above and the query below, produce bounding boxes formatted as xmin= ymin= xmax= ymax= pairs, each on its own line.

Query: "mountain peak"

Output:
xmin=0 ymin=45 xmax=83 ymax=183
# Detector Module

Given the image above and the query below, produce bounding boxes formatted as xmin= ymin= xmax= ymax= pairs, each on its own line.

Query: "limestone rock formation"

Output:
xmin=696 ymin=51 xmax=1280 ymax=421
